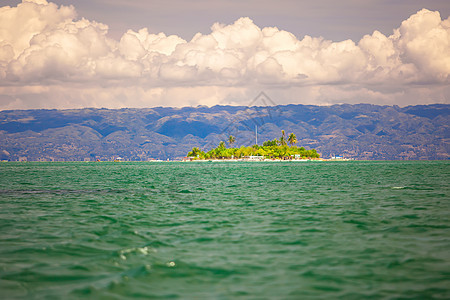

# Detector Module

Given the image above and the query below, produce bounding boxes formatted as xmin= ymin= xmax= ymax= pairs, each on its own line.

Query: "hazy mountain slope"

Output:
xmin=0 ymin=104 xmax=448 ymax=161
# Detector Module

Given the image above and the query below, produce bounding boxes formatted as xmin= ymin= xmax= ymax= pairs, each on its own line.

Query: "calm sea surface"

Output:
xmin=0 ymin=161 xmax=449 ymax=299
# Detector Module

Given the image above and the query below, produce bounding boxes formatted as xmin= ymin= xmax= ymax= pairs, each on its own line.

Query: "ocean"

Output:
xmin=0 ymin=161 xmax=449 ymax=299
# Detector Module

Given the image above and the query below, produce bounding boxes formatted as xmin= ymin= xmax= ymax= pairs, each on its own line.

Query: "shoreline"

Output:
xmin=2 ymin=158 xmax=355 ymax=163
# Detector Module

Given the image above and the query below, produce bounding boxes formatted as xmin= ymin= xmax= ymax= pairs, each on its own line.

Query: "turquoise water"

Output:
xmin=0 ymin=161 xmax=449 ymax=299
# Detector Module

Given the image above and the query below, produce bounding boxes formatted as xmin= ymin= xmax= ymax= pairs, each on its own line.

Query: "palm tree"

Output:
xmin=280 ymin=130 xmax=287 ymax=145
xmin=187 ymin=147 xmax=202 ymax=158
xmin=228 ymin=135 xmax=236 ymax=147
xmin=288 ymin=133 xmax=297 ymax=146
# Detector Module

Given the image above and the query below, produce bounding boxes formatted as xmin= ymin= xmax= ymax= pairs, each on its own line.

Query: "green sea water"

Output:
xmin=0 ymin=161 xmax=449 ymax=299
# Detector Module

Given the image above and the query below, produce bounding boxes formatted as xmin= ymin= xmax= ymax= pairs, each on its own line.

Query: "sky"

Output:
xmin=0 ymin=0 xmax=449 ymax=110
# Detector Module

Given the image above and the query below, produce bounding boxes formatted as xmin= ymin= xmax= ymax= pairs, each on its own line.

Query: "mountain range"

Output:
xmin=0 ymin=103 xmax=448 ymax=161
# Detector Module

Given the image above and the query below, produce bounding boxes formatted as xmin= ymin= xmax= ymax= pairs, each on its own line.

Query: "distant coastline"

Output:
xmin=1 ymin=104 xmax=448 ymax=161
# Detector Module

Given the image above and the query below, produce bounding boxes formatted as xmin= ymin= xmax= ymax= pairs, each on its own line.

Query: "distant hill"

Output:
xmin=0 ymin=104 xmax=448 ymax=161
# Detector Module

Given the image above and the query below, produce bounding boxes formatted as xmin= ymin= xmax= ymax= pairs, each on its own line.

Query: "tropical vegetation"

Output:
xmin=187 ymin=131 xmax=320 ymax=160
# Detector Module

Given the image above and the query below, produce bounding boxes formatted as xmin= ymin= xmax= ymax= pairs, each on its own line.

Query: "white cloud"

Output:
xmin=0 ymin=1 xmax=449 ymax=109
xmin=397 ymin=9 xmax=450 ymax=82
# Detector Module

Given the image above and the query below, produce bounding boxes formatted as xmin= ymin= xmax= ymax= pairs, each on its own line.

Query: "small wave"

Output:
xmin=178 ymin=189 xmax=193 ymax=194
xmin=117 ymin=246 xmax=156 ymax=260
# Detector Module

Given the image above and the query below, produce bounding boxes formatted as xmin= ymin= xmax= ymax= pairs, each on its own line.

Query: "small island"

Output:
xmin=186 ymin=131 xmax=320 ymax=161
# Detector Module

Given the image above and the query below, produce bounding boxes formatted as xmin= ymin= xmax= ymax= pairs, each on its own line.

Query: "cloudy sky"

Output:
xmin=1 ymin=0 xmax=449 ymax=110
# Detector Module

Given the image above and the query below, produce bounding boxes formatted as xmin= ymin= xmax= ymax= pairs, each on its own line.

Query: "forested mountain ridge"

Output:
xmin=0 ymin=104 xmax=448 ymax=161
